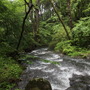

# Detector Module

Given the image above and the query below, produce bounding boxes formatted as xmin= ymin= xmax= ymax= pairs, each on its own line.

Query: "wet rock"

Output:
xmin=25 ymin=78 xmax=52 ymax=90
xmin=66 ymin=74 xmax=90 ymax=90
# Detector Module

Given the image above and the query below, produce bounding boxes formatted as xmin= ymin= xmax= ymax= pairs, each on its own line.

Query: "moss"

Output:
xmin=29 ymin=87 xmax=40 ymax=90
xmin=25 ymin=78 xmax=52 ymax=90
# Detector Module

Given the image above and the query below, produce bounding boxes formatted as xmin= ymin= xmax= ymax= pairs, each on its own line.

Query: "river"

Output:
xmin=17 ymin=48 xmax=90 ymax=90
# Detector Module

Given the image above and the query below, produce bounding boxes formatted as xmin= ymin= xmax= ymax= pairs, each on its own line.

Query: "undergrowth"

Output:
xmin=0 ymin=56 xmax=23 ymax=90
xmin=54 ymin=40 xmax=90 ymax=58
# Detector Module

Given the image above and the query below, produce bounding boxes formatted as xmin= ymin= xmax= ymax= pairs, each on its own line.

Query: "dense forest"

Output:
xmin=0 ymin=0 xmax=90 ymax=90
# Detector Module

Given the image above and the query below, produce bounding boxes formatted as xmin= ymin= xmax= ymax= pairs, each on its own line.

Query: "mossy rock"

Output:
xmin=25 ymin=78 xmax=52 ymax=90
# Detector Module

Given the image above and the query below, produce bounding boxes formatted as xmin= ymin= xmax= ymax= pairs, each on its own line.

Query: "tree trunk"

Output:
xmin=67 ymin=0 xmax=73 ymax=30
xmin=31 ymin=0 xmax=40 ymax=41
xmin=49 ymin=0 xmax=71 ymax=40
xmin=16 ymin=0 xmax=33 ymax=50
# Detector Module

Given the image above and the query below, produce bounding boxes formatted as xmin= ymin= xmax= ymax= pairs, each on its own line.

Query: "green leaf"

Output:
xmin=32 ymin=0 xmax=37 ymax=6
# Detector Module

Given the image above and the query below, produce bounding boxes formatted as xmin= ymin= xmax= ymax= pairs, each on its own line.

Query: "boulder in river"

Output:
xmin=25 ymin=78 xmax=52 ymax=90
xmin=66 ymin=74 xmax=90 ymax=90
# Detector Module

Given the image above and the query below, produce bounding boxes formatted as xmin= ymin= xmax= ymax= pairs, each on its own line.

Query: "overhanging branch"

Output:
xmin=16 ymin=1 xmax=33 ymax=50
xmin=24 ymin=0 xmax=29 ymax=6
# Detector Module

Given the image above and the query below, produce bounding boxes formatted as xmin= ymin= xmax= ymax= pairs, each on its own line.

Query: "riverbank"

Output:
xmin=49 ymin=40 xmax=90 ymax=59
xmin=0 ymin=56 xmax=23 ymax=90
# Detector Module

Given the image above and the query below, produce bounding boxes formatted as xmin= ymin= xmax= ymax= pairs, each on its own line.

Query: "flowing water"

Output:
xmin=17 ymin=48 xmax=90 ymax=90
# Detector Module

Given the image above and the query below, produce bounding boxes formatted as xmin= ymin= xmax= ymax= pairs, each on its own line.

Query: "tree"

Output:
xmin=67 ymin=0 xmax=73 ymax=30
xmin=16 ymin=0 xmax=33 ymax=50
xmin=30 ymin=0 xmax=40 ymax=39
xmin=49 ymin=0 xmax=71 ymax=40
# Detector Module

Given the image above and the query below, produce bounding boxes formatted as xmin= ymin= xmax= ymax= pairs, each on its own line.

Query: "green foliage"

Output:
xmin=37 ymin=21 xmax=52 ymax=45
xmin=55 ymin=40 xmax=73 ymax=53
xmin=0 ymin=1 xmax=90 ymax=90
xmin=21 ymin=32 xmax=40 ymax=50
xmin=0 ymin=81 xmax=15 ymax=90
xmin=0 ymin=42 xmax=15 ymax=55
xmin=72 ymin=17 xmax=90 ymax=47
xmin=49 ymin=17 xmax=90 ymax=57
xmin=71 ymin=0 xmax=90 ymax=20
xmin=38 ymin=30 xmax=51 ymax=45
xmin=54 ymin=40 xmax=90 ymax=57
xmin=32 ymin=0 xmax=37 ymax=6
xmin=49 ymin=23 xmax=71 ymax=49
xmin=0 ymin=0 xmax=24 ymax=52
xmin=47 ymin=16 xmax=58 ymax=23
xmin=0 ymin=0 xmax=41 ymax=52
xmin=52 ymin=24 xmax=71 ymax=41
xmin=0 ymin=56 xmax=22 ymax=90
xmin=0 ymin=57 xmax=22 ymax=82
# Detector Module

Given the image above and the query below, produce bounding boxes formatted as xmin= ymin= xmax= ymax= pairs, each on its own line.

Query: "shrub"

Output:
xmin=54 ymin=40 xmax=73 ymax=53
xmin=0 ymin=56 xmax=22 ymax=89
xmin=72 ymin=17 xmax=90 ymax=47
xmin=54 ymin=40 xmax=80 ymax=55
xmin=0 ymin=42 xmax=15 ymax=55
xmin=54 ymin=40 xmax=90 ymax=57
